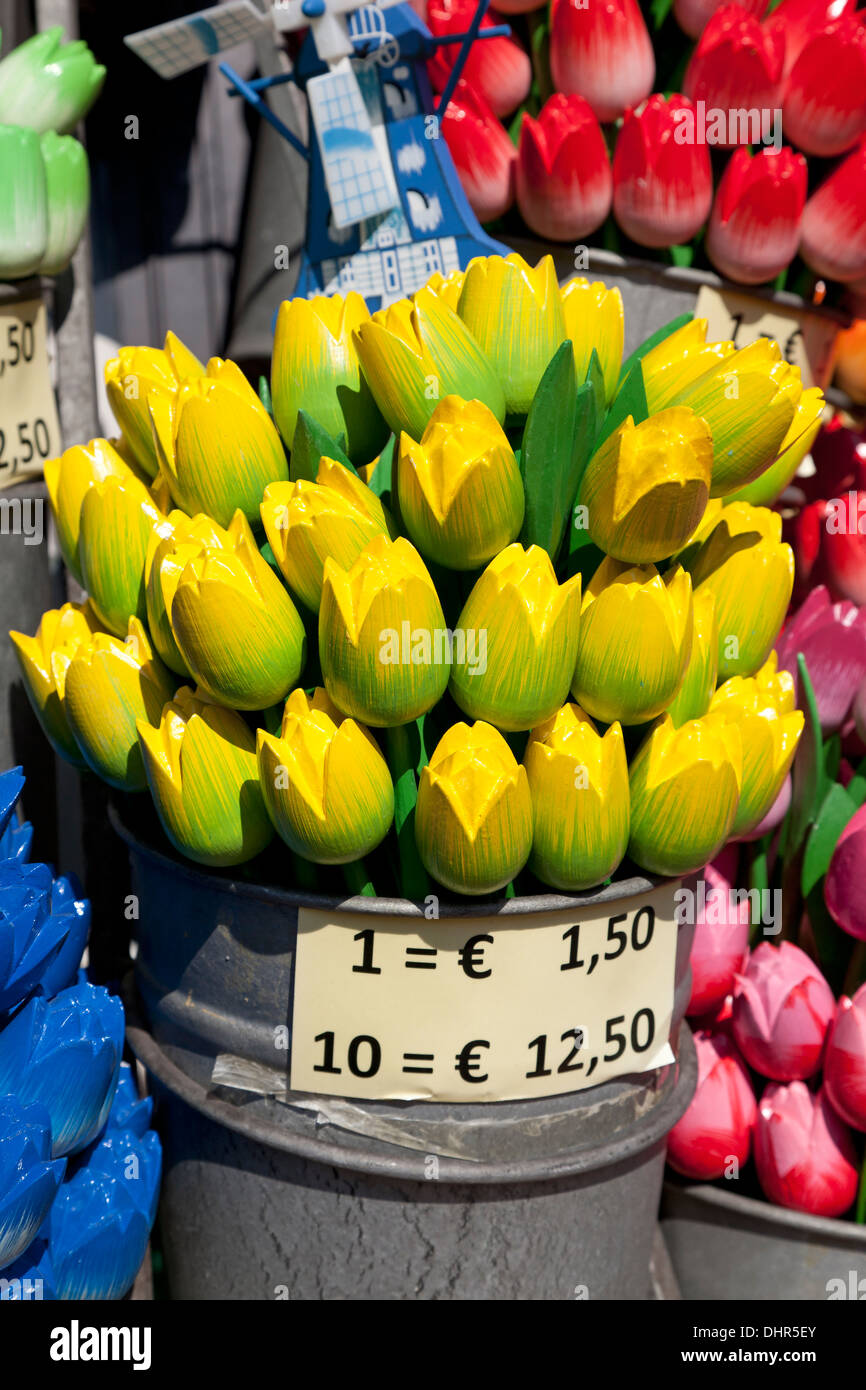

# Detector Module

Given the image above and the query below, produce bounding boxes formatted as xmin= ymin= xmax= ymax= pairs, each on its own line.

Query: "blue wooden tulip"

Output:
xmin=0 ymin=1234 xmax=56 ymax=1299
xmin=105 ymin=1062 xmax=153 ymax=1139
xmin=0 ymin=1097 xmax=66 ymax=1270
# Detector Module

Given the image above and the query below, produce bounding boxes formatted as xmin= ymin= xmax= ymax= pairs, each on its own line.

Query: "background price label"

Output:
xmin=694 ymin=283 xmax=839 ymax=391
xmin=0 ymin=297 xmax=62 ymax=490
xmin=290 ymin=882 xmax=679 ymax=1103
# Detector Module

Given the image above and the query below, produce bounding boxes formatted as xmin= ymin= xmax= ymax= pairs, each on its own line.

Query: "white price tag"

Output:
xmin=0 ymin=297 xmax=62 ymax=490
xmin=694 ymin=283 xmax=839 ymax=390
xmin=290 ymin=882 xmax=679 ymax=1103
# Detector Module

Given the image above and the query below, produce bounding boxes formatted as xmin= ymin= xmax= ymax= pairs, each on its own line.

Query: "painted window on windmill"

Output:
xmin=306 ymin=59 xmax=399 ymax=228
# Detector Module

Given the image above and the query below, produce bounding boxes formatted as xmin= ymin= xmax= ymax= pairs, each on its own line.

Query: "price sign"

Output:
xmin=694 ymin=284 xmax=840 ymax=390
xmin=290 ymin=882 xmax=679 ymax=1103
xmin=0 ymin=297 xmax=62 ymax=490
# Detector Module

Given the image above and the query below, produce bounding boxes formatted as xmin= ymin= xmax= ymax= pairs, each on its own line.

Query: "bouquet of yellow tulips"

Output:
xmin=10 ymin=254 xmax=822 ymax=900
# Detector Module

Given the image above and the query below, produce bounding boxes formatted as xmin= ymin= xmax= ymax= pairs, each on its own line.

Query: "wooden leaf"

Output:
xmin=519 ymin=341 xmax=582 ymax=561
xmin=597 ymin=359 xmax=649 ymax=449
xmin=290 ymin=410 xmax=355 ymax=483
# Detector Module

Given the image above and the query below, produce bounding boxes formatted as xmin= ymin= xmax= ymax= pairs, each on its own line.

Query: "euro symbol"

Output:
xmin=455 ymin=1039 xmax=490 ymax=1083
xmin=458 ymin=933 xmax=493 ymax=979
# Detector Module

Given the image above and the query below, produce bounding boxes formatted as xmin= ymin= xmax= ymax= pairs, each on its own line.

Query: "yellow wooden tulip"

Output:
xmin=709 ymin=668 xmax=803 ymax=836
xmin=450 ymin=544 xmax=581 ymax=731
xmin=578 ymin=407 xmax=713 ymax=564
xmin=44 ymin=437 xmax=144 ymax=584
xmin=725 ymin=387 xmax=825 ymax=507
xmin=105 ymin=333 xmax=203 ymax=478
xmin=415 ymin=721 xmax=533 ymax=895
xmin=168 ymin=510 xmax=306 ymax=710
xmin=456 ymin=253 xmax=566 ymax=414
xmin=144 ymin=512 xmax=228 ymax=676
xmin=137 ymin=686 xmax=273 ymax=867
xmin=628 ymin=713 xmax=743 ymax=877
xmin=319 ymin=535 xmax=450 ymax=727
xmin=561 ymin=277 xmax=623 ymax=403
xmin=397 ymin=395 xmax=524 ymax=570
xmin=572 ymin=557 xmax=693 ymax=725
xmin=260 ymin=456 xmax=391 ymax=611
xmin=77 ymin=474 xmax=167 ymax=637
xmin=666 ymin=587 xmax=719 ymax=727
xmin=9 ymin=602 xmax=100 ymax=765
xmin=640 ymin=319 xmax=734 ymax=414
xmin=524 ymin=703 xmax=629 ymax=890
xmin=257 ymin=688 xmax=394 ymax=863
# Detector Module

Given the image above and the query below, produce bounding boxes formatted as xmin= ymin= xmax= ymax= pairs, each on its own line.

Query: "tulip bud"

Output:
xmin=561 ymin=277 xmax=623 ymax=405
xmin=686 ymin=849 xmax=750 ymax=1016
xmin=456 ymin=253 xmax=566 ymax=415
xmin=666 ymin=1030 xmax=756 ymax=1180
xmin=685 ymin=503 xmax=794 ymax=679
xmin=38 ymin=131 xmax=89 ymax=276
xmin=572 ymin=558 xmax=693 ymax=725
xmin=549 ymin=0 xmax=655 ymax=123
xmin=440 ymin=82 xmax=516 ymax=224
xmin=732 ymin=941 xmax=835 ymax=1081
xmin=628 ymin=713 xmax=742 ymax=877
xmin=450 ymin=544 xmax=581 ymax=731
xmin=63 ymin=618 xmax=175 ymax=791
xmin=706 ymin=147 xmax=808 ymax=287
xmin=725 ymin=387 xmax=824 ymax=507
xmin=397 ymin=395 xmax=524 ymax=571
xmin=800 ymin=138 xmax=866 ymax=283
xmin=353 ymin=286 xmax=506 ymax=442
xmin=0 ymin=125 xmax=47 ymax=279
xmin=427 ymin=0 xmax=531 ymax=117
xmin=783 ymin=17 xmax=866 ymax=158
xmin=613 ymin=95 xmax=713 ymax=249
xmin=137 ymin=686 xmax=273 ymax=868
xmin=824 ymin=983 xmax=866 ymax=1132
xmin=320 ymin=534 xmax=450 ymax=726
xmin=0 ymin=1096 xmax=66 ymax=1270
xmin=76 ymin=472 xmax=167 ymax=638
xmin=671 ymin=339 xmax=801 ymax=497
xmin=516 ymin=94 xmax=613 ymax=243
xmin=578 ymin=408 xmax=713 ymax=564
xmin=271 ymin=293 xmax=388 ymax=466
xmin=257 ymin=688 xmax=394 ymax=863
xmin=640 ymin=319 xmax=734 ymax=415
xmin=776 ymin=587 xmax=866 ymax=734
xmin=0 ymin=28 xmax=105 ymax=134
xmin=144 ymin=512 xmax=227 ymax=676
xmin=754 ymin=1082 xmax=859 ymax=1218
xmin=667 ymin=588 xmax=718 ymax=726
xmin=524 ymin=703 xmax=629 ymax=890
xmin=150 ymin=356 xmax=289 ymax=526
xmin=10 ymin=603 xmax=101 ymax=766
xmin=169 ymin=511 xmax=306 ymax=711
xmin=44 ymin=437 xmax=148 ymax=586
xmin=709 ymin=663 xmax=803 ymax=836
xmin=683 ymin=9 xmax=784 ymax=140
xmin=260 ymin=455 xmax=391 ymax=612
xmin=825 ymin=801 xmax=866 ymax=941
xmin=105 ymin=334 xmax=204 ymax=479
xmin=415 ymin=721 xmax=533 ymax=894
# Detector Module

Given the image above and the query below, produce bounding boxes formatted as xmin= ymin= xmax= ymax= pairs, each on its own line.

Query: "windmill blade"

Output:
xmin=125 ymin=2 xmax=271 ymax=79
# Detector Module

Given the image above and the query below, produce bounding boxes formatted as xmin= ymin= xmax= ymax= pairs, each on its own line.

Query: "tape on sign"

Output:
xmin=290 ymin=881 xmax=679 ymax=1103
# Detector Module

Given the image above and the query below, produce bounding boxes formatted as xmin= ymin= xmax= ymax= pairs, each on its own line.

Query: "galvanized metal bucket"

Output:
xmin=661 ymin=1179 xmax=866 ymax=1302
xmin=115 ymin=807 xmax=698 ymax=1300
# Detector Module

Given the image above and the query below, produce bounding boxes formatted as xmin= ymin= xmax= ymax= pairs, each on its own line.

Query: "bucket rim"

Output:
xmin=662 ymin=1176 xmax=866 ymax=1246
xmin=126 ymin=1001 xmax=697 ymax=1184
xmin=110 ymin=800 xmax=671 ymax=918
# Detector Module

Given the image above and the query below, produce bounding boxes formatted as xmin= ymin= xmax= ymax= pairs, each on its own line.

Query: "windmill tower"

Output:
xmin=125 ymin=0 xmax=508 ymax=311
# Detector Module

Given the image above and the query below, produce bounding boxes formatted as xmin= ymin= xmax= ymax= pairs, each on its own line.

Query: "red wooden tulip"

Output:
xmin=687 ymin=848 xmax=751 ymax=1017
xmin=549 ymin=0 xmax=655 ymax=124
xmin=776 ymin=586 xmax=866 ymax=732
xmin=674 ymin=0 xmax=765 ymax=40
xmin=801 ymin=139 xmax=866 ymax=282
xmin=783 ymin=16 xmax=866 ymax=157
xmin=667 ymin=1030 xmax=757 ymax=1179
xmin=441 ymin=81 xmax=516 ymax=224
xmin=765 ymin=0 xmax=859 ymax=79
xmin=825 ymin=983 xmax=866 ymax=1131
xmin=516 ymin=94 xmax=612 ymax=241
xmin=754 ymin=1082 xmax=859 ymax=1217
xmin=612 ymin=94 xmax=713 ymax=248
xmin=683 ymin=7 xmax=784 ymax=144
xmin=427 ymin=0 xmax=531 ymax=118
xmin=732 ymin=941 xmax=835 ymax=1080
xmin=706 ymin=147 xmax=806 ymax=285
xmin=825 ymin=802 xmax=866 ymax=942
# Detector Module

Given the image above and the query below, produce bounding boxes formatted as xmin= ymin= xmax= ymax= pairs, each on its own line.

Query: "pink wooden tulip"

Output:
xmin=706 ymin=147 xmax=806 ymax=286
xmin=441 ymin=81 xmax=516 ymax=224
xmin=516 ymin=94 xmax=612 ymax=241
xmin=754 ymin=1082 xmax=859 ymax=1217
xmin=683 ymin=8 xmax=784 ymax=144
xmin=667 ymin=1030 xmax=757 ymax=1179
xmin=612 ymin=94 xmax=713 ymax=248
xmin=549 ymin=0 xmax=655 ymax=124
xmin=764 ymin=0 xmax=859 ymax=80
xmin=687 ymin=849 xmax=751 ymax=1017
xmin=732 ymin=941 xmax=835 ymax=1080
xmin=801 ymin=138 xmax=866 ymax=283
xmin=673 ymin=0 xmax=765 ymax=40
xmin=775 ymin=587 xmax=866 ymax=734
xmin=427 ymin=0 xmax=531 ymax=118
xmin=825 ymin=983 xmax=866 ymax=1131
xmin=782 ymin=15 xmax=866 ymax=157
xmin=825 ymin=802 xmax=866 ymax=942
